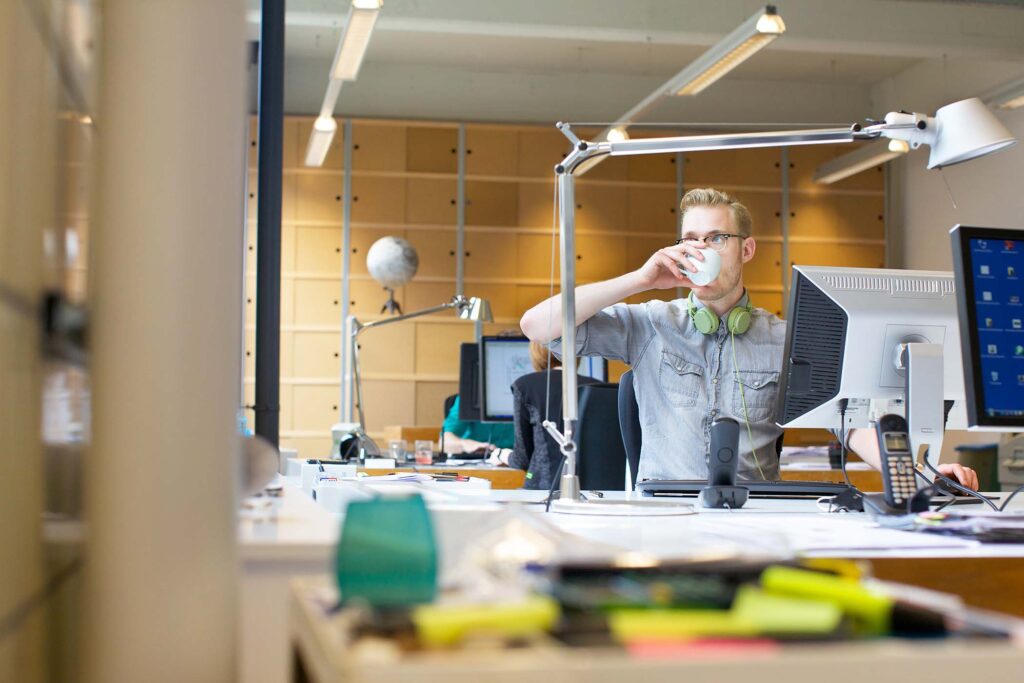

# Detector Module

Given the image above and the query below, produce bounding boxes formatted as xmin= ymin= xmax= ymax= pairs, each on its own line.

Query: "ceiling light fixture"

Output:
xmin=667 ymin=5 xmax=785 ymax=97
xmin=813 ymin=139 xmax=908 ymax=184
xmin=982 ymin=75 xmax=1024 ymax=110
xmin=330 ymin=0 xmax=383 ymax=81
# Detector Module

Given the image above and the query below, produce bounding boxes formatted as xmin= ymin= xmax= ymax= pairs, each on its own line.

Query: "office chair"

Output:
xmin=616 ymin=369 xmax=786 ymax=489
xmin=617 ymin=370 xmax=642 ymax=490
xmin=574 ymin=383 xmax=628 ymax=491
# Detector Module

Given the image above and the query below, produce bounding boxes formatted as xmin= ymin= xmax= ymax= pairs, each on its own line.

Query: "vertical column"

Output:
xmin=456 ymin=123 xmax=466 ymax=297
xmin=340 ymin=120 xmax=354 ymax=421
xmin=884 ymin=159 xmax=902 ymax=268
xmin=780 ymin=148 xmax=791 ymax=315
xmin=0 ymin=0 xmax=53 ymax=680
xmin=254 ymin=0 xmax=284 ymax=446
xmin=83 ymin=1 xmax=245 ymax=682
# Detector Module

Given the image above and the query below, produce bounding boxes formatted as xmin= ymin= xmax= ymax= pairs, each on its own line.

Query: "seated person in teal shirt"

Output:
xmin=442 ymin=396 xmax=514 ymax=455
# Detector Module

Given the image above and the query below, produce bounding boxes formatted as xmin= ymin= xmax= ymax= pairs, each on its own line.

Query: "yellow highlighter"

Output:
xmin=412 ymin=596 xmax=560 ymax=648
xmin=760 ymin=566 xmax=892 ymax=636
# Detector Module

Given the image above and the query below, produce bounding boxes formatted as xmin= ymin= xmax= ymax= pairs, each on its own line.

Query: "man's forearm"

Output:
xmin=847 ymin=428 xmax=880 ymax=470
xmin=520 ymin=271 xmax=647 ymax=343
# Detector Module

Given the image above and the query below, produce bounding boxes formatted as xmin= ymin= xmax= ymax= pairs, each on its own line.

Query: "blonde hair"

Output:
xmin=679 ymin=188 xmax=752 ymax=237
xmin=529 ymin=341 xmax=561 ymax=372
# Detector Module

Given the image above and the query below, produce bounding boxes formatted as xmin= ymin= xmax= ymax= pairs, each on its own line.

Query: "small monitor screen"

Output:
xmin=480 ymin=337 xmax=533 ymax=422
xmin=951 ymin=225 xmax=1024 ymax=429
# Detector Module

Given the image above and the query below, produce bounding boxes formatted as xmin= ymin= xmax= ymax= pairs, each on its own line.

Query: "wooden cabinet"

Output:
xmin=361 ymin=380 xmax=416 ymax=432
xmin=406 ymin=126 xmax=458 ymax=174
xmin=740 ymin=191 xmax=783 ymax=238
xmin=790 ymin=193 xmax=885 ymax=240
xmin=626 ymin=236 xmax=670 ymax=273
xmin=685 ymin=147 xmax=781 ymax=188
xmin=402 ymin=229 xmax=456 ymax=278
xmin=293 ymin=331 xmax=341 ymax=378
xmin=628 ymin=186 xmax=678 ymax=234
xmin=789 ymin=242 xmax=885 ymax=269
xmin=628 ymin=147 xmax=678 ymax=183
xmin=351 ymin=176 xmax=406 ymax=225
xmin=291 ymin=384 xmax=341 ymax=432
xmin=405 ymin=177 xmax=457 ymax=225
xmin=351 ymin=122 xmax=406 ymax=172
xmin=466 ymin=127 xmax=519 ymax=176
xmin=465 ymin=230 xmax=518 ymax=280
xmin=575 ymin=183 xmax=628 ymax=233
xmin=516 ymin=182 xmax=553 ymax=229
xmin=294 ymin=226 xmax=341 ymax=274
xmin=743 ymin=240 xmax=783 ymax=289
xmin=466 ymin=180 xmax=518 ymax=226
xmin=295 ymin=173 xmax=344 ymax=223
xmin=516 ymin=234 xmax=559 ymax=280
xmin=575 ymin=234 xmax=627 ymax=282
xmin=415 ymin=322 xmax=475 ymax=376
xmin=348 ymin=228 xmax=395 ymax=276
xmin=517 ymin=129 xmax=571 ymax=177
xmin=789 ymin=142 xmax=886 ymax=192
xmin=293 ymin=279 xmax=343 ymax=325
xmin=357 ymin=322 xmax=415 ymax=375
xmin=416 ymin=381 xmax=459 ymax=426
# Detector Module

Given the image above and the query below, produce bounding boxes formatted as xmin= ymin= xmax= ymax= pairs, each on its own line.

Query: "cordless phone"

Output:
xmin=874 ymin=414 xmax=918 ymax=509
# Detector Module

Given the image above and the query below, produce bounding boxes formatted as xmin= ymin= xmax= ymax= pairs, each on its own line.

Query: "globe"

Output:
xmin=366 ymin=236 xmax=418 ymax=290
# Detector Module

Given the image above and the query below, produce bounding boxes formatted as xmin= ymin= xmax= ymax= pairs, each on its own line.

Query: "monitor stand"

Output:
xmin=901 ymin=342 xmax=946 ymax=482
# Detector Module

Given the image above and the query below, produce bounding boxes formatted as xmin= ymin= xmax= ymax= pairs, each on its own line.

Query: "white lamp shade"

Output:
xmin=928 ymin=98 xmax=1017 ymax=169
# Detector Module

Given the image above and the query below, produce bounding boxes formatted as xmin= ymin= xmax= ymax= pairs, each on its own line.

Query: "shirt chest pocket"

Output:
xmin=732 ymin=369 xmax=780 ymax=422
xmin=659 ymin=352 xmax=704 ymax=408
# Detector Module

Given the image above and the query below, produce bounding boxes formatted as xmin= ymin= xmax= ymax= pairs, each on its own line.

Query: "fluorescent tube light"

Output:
xmin=330 ymin=0 xmax=382 ymax=81
xmin=304 ymin=116 xmax=338 ymax=167
xmin=813 ymin=139 xmax=906 ymax=184
xmin=668 ymin=5 xmax=785 ymax=96
xmin=982 ymin=76 xmax=1024 ymax=110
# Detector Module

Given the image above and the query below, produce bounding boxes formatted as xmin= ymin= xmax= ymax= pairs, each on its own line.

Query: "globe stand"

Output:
xmin=380 ymin=287 xmax=402 ymax=315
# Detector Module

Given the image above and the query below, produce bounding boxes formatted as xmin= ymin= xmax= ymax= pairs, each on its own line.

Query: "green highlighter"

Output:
xmin=760 ymin=566 xmax=892 ymax=636
xmin=336 ymin=494 xmax=438 ymax=607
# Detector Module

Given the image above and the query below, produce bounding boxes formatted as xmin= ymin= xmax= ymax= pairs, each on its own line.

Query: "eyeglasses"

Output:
xmin=674 ymin=233 xmax=747 ymax=251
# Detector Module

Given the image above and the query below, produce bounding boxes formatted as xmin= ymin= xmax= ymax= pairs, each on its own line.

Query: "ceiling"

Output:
xmin=246 ymin=0 xmax=1024 ymax=126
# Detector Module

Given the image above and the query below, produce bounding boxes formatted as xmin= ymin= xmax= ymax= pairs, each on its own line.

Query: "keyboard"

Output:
xmin=637 ymin=479 xmax=850 ymax=499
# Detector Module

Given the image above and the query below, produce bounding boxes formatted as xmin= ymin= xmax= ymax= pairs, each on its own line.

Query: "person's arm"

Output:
xmin=520 ymin=243 xmax=705 ymax=344
xmin=847 ymin=427 xmax=980 ymax=491
xmin=443 ymin=433 xmax=491 ymax=455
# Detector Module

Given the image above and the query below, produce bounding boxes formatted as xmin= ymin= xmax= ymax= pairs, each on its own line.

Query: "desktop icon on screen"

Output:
xmin=1005 ymin=240 xmax=1016 ymax=251
xmin=987 ymin=344 xmax=998 ymax=355
xmin=1012 ymin=295 xmax=1021 ymax=305
xmin=991 ymin=371 xmax=1000 ymax=382
xmin=983 ymin=291 xmax=993 ymax=302
xmin=1010 ymin=266 xmax=1017 ymax=277
xmin=978 ymin=240 xmax=989 ymax=250
xmin=985 ymin=317 xmax=994 ymax=328
xmin=1013 ymin=319 xmax=1022 ymax=330
xmin=980 ymin=264 xmax=991 ymax=275
xmin=1018 ymin=374 xmax=1024 ymax=386
xmin=1016 ymin=345 xmax=1024 ymax=357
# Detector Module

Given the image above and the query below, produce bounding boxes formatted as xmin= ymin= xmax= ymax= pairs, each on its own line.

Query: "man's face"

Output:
xmin=679 ymin=205 xmax=756 ymax=303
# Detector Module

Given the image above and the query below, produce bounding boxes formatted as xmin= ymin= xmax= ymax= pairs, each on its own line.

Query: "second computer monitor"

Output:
xmin=480 ymin=336 xmax=533 ymax=422
xmin=774 ymin=265 xmax=967 ymax=432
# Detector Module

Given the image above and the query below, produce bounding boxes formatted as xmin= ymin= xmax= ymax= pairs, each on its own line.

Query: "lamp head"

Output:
xmin=455 ymin=296 xmax=492 ymax=322
xmin=927 ymin=97 xmax=1017 ymax=169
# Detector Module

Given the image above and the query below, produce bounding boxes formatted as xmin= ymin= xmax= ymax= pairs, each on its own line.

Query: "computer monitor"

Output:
xmin=578 ymin=356 xmax=608 ymax=383
xmin=950 ymin=225 xmax=1024 ymax=430
xmin=456 ymin=342 xmax=482 ymax=422
xmin=480 ymin=336 xmax=533 ymax=422
xmin=775 ymin=266 xmax=967 ymax=465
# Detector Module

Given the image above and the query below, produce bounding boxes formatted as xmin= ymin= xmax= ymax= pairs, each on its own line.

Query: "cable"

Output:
xmin=838 ymin=399 xmax=853 ymax=489
xmin=999 ymin=485 xmax=1024 ymax=511
xmin=729 ymin=328 xmax=766 ymax=480
xmin=543 ymin=175 xmax=558 ymax=424
xmin=923 ymin=457 xmax=1000 ymax=512
xmin=0 ymin=556 xmax=83 ymax=644
xmin=545 ymin=451 xmax=567 ymax=512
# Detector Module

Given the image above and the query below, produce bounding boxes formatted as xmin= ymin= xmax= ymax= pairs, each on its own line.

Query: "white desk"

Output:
xmin=239 ymin=479 xmax=1024 ymax=683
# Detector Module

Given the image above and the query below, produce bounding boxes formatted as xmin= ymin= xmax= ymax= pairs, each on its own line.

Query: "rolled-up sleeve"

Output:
xmin=548 ymin=302 xmax=653 ymax=366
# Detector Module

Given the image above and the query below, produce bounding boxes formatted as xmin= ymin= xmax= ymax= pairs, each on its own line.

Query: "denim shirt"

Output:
xmin=550 ymin=295 xmax=786 ymax=482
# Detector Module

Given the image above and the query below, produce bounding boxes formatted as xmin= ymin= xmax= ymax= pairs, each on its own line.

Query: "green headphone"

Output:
xmin=687 ymin=291 xmax=753 ymax=335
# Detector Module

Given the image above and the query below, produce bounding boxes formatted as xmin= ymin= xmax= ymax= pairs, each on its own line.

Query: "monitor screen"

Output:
xmin=480 ymin=336 xmax=533 ymax=422
xmin=774 ymin=265 xmax=966 ymax=432
xmin=578 ymin=356 xmax=608 ymax=383
xmin=950 ymin=225 xmax=1024 ymax=430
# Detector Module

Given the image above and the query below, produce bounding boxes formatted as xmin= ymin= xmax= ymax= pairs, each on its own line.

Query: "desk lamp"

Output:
xmin=545 ymin=98 xmax=1016 ymax=515
xmin=339 ymin=295 xmax=492 ymax=459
